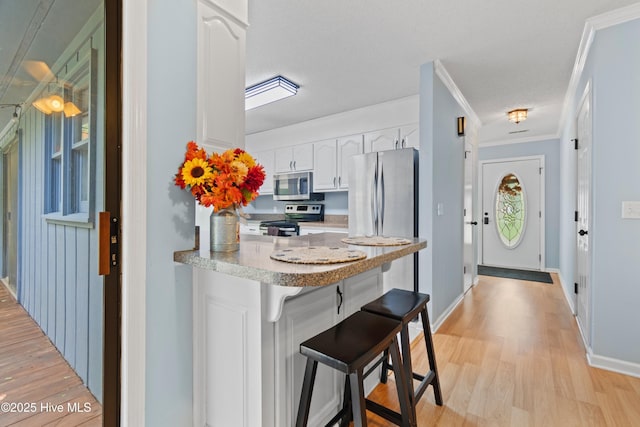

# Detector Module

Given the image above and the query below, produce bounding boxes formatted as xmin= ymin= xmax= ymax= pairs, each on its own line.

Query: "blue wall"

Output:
xmin=478 ymin=139 xmax=561 ymax=269
xmin=146 ymin=0 xmax=197 ymax=425
xmin=559 ymin=18 xmax=640 ymax=366
xmin=419 ymin=62 xmax=466 ymax=321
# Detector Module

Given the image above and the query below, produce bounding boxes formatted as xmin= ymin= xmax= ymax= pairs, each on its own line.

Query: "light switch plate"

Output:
xmin=622 ymin=201 xmax=640 ymax=219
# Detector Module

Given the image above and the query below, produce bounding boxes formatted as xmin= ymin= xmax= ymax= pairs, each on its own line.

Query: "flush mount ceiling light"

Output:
xmin=507 ymin=108 xmax=528 ymax=124
xmin=245 ymin=75 xmax=299 ymax=111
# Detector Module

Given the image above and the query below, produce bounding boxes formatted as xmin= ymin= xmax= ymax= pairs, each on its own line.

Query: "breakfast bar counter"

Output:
xmin=174 ymin=232 xmax=426 ymax=427
xmin=174 ymin=232 xmax=426 ymax=287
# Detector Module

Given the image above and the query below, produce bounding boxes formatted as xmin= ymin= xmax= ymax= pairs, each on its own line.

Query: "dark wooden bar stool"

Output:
xmin=361 ymin=288 xmax=443 ymax=410
xmin=296 ymin=311 xmax=416 ymax=427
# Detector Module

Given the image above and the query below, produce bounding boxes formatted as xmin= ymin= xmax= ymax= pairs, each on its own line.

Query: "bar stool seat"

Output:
xmin=361 ymin=288 xmax=443 ymax=408
xmin=296 ymin=311 xmax=416 ymax=427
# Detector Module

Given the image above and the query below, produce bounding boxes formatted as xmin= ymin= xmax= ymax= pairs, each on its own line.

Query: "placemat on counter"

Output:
xmin=341 ymin=236 xmax=412 ymax=246
xmin=270 ymin=246 xmax=367 ymax=264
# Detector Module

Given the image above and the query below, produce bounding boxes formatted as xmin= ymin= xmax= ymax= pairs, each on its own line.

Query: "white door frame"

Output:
xmin=463 ymin=140 xmax=475 ymax=292
xmin=478 ymin=155 xmax=546 ymax=270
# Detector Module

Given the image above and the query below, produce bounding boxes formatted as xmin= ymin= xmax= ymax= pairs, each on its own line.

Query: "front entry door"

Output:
xmin=482 ymin=158 xmax=543 ymax=270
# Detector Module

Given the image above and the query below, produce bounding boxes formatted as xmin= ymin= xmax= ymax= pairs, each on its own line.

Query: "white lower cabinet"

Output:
xmin=275 ymin=269 xmax=382 ymax=426
xmin=276 ymin=284 xmax=343 ymax=426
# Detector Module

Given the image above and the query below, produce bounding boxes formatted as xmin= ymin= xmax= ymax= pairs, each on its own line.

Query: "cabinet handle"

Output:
xmin=333 ymin=177 xmax=336 ymax=187
xmin=402 ymin=138 xmax=406 ymax=148
xmin=293 ymin=160 xmax=297 ymax=170
xmin=336 ymin=286 xmax=343 ymax=315
xmin=338 ymin=176 xmax=341 ymax=187
xmin=394 ymin=139 xmax=399 ymax=149
xmin=289 ymin=160 xmax=293 ymax=170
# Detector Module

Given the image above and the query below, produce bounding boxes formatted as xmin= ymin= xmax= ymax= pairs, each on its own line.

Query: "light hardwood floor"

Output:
xmin=0 ymin=284 xmax=102 ymax=426
xmin=365 ymin=274 xmax=640 ymax=426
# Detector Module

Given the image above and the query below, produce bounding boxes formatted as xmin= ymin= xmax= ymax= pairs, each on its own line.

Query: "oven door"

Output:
xmin=273 ymin=172 xmax=311 ymax=201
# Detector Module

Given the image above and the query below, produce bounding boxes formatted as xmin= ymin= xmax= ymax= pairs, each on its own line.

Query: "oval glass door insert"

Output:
xmin=495 ymin=173 xmax=526 ymax=248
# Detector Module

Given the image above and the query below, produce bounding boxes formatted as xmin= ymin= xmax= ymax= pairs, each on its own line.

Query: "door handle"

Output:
xmin=98 ymin=212 xmax=119 ymax=275
xmin=578 ymin=229 xmax=588 ymax=236
xmin=467 ymin=221 xmax=478 ymax=225
xmin=483 ymin=217 xmax=489 ymax=225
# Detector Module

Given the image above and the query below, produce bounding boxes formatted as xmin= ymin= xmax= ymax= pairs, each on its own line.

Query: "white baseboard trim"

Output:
xmin=545 ymin=267 xmax=560 ymax=273
xmin=588 ymin=351 xmax=640 ymax=379
xmin=557 ymin=272 xmax=576 ymax=315
xmin=432 ymin=294 xmax=464 ymax=333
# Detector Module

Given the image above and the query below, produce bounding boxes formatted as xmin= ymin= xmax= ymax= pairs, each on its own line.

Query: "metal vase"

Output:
xmin=210 ymin=208 xmax=239 ymax=252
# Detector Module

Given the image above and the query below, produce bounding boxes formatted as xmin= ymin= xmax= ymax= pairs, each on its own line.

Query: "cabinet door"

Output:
xmin=365 ymin=127 xmax=400 ymax=153
xmin=400 ymin=124 xmax=419 ymax=149
xmin=292 ymin=143 xmax=314 ymax=171
xmin=253 ymin=150 xmax=274 ymax=194
xmin=197 ymin=1 xmax=246 ymax=150
xmin=276 ymin=284 xmax=343 ymax=427
xmin=337 ymin=135 xmax=363 ymax=190
xmin=313 ymin=140 xmax=338 ymax=191
xmin=274 ymin=147 xmax=293 ymax=173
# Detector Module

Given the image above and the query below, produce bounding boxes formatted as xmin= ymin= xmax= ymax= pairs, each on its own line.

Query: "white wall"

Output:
xmin=559 ymin=17 xmax=640 ymax=370
xmin=246 ymin=95 xmax=418 ymax=149
xmin=419 ymin=62 xmax=467 ymax=321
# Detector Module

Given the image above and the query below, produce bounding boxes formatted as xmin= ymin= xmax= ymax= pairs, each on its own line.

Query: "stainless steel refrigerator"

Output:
xmin=348 ymin=148 xmax=418 ymax=293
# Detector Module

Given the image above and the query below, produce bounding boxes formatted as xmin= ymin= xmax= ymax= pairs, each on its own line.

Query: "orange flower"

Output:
xmin=174 ymin=142 xmax=266 ymax=210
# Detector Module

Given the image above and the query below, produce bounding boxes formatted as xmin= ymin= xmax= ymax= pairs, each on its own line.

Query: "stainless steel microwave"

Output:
xmin=273 ymin=171 xmax=323 ymax=201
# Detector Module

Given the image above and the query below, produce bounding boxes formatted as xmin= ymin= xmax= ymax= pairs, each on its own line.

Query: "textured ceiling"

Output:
xmin=245 ymin=0 xmax=639 ymax=143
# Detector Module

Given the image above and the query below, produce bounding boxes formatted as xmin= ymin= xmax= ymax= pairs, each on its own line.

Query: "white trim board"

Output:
xmin=431 ymin=294 xmax=464 ymax=333
xmin=434 ymin=59 xmax=482 ymax=129
xmin=588 ymin=351 xmax=640 ymax=379
xmin=121 ymin=0 xmax=147 ymax=425
xmin=479 ymin=134 xmax=559 ymax=148
xmin=558 ymin=3 xmax=640 ymax=136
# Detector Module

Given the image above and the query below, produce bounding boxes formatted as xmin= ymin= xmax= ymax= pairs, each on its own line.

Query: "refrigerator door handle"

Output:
xmin=371 ymin=160 xmax=378 ymax=235
xmin=379 ymin=163 xmax=385 ymax=234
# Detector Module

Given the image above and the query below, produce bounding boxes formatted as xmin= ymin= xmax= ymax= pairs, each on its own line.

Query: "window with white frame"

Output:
xmin=43 ymin=47 xmax=96 ymax=224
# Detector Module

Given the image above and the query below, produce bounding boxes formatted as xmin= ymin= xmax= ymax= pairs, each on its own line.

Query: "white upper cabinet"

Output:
xmin=253 ymin=149 xmax=275 ymax=194
xmin=400 ymin=123 xmax=419 ymax=149
xmin=275 ymin=144 xmax=314 ymax=173
xmin=313 ymin=135 xmax=363 ymax=191
xmin=313 ymin=139 xmax=338 ymax=191
xmin=365 ymin=127 xmax=400 ymax=153
xmin=197 ymin=0 xmax=246 ymax=150
xmin=337 ymin=135 xmax=363 ymax=189
xmin=364 ymin=124 xmax=420 ymax=152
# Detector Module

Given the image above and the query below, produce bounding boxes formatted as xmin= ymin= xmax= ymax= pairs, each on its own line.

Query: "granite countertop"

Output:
xmin=174 ymin=232 xmax=426 ymax=287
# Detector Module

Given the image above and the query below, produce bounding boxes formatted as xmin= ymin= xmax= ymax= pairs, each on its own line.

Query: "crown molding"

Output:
xmin=558 ymin=3 xmax=640 ymax=135
xmin=434 ymin=59 xmax=482 ymax=128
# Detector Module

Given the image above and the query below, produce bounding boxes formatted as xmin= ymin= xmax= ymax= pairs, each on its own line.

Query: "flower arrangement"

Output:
xmin=174 ymin=141 xmax=266 ymax=212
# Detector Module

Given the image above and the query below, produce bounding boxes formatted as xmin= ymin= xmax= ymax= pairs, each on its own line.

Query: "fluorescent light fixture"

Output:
xmin=245 ymin=75 xmax=299 ymax=110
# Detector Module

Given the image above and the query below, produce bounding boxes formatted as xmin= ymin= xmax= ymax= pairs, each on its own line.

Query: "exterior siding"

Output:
xmin=0 ymin=20 xmax=106 ymax=403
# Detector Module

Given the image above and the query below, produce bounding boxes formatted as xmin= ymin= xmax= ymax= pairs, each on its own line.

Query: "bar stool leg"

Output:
xmin=295 ymin=358 xmax=318 ymax=427
xmin=389 ymin=337 xmax=416 ymax=427
xmin=421 ymin=308 xmax=443 ymax=406
xmin=380 ymin=348 xmax=390 ymax=384
xmin=349 ymin=370 xmax=367 ymax=427
xmin=399 ymin=325 xmax=416 ymax=407
xmin=339 ymin=376 xmax=352 ymax=427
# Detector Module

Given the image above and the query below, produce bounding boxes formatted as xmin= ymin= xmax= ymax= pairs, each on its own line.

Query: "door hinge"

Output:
xmin=539 ymin=254 xmax=542 ymax=262
xmin=572 ymin=138 xmax=579 ymax=150
xmin=463 ymin=265 xmax=467 ymax=274
xmin=539 ymin=167 xmax=542 ymax=175
xmin=575 ymin=211 xmax=579 ymax=222
xmin=574 ymin=283 xmax=578 ymax=294
xmin=539 ymin=211 xmax=542 ymax=218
